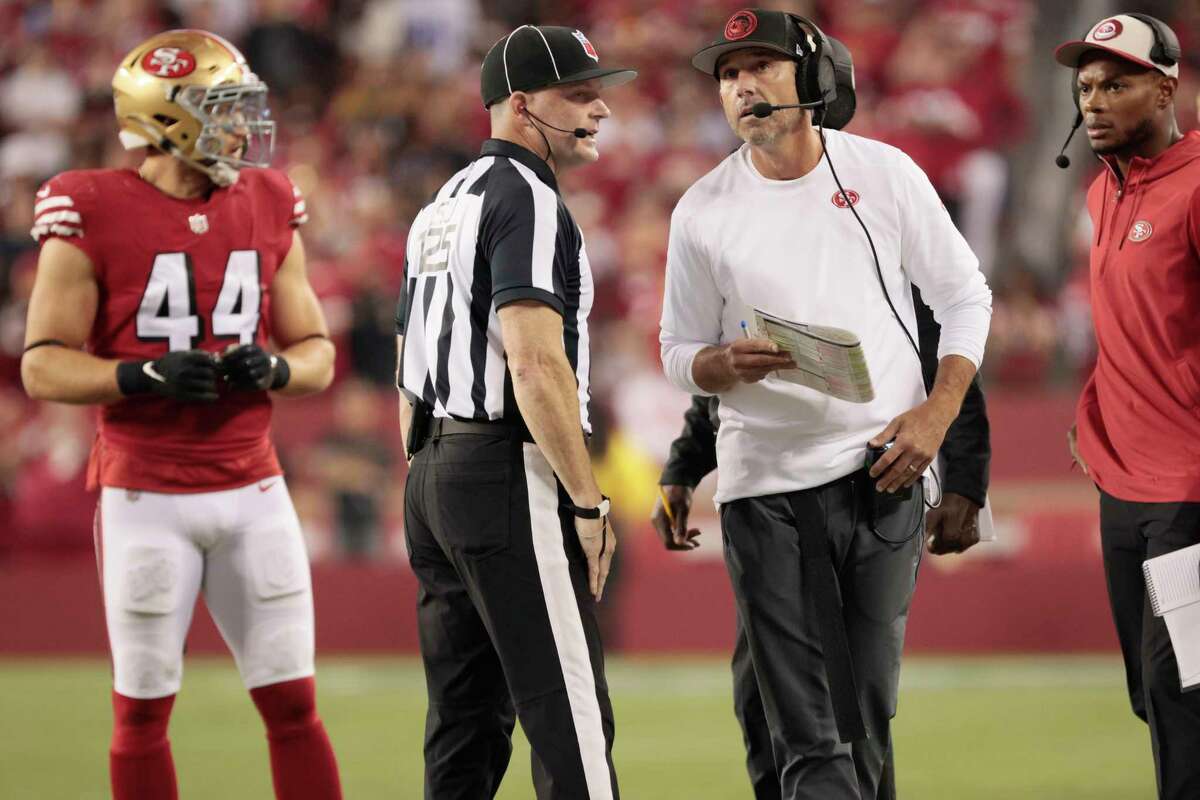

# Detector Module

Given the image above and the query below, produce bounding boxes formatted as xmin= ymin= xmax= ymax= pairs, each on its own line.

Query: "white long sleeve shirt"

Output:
xmin=659 ymin=131 xmax=992 ymax=503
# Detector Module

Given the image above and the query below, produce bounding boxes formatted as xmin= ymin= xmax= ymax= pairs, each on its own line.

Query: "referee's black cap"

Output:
xmin=481 ymin=25 xmax=637 ymax=109
xmin=691 ymin=8 xmax=808 ymax=78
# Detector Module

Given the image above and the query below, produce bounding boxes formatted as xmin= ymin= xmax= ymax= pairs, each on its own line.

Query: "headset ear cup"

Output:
xmin=822 ymin=86 xmax=855 ymax=130
xmin=818 ymin=54 xmax=838 ymax=108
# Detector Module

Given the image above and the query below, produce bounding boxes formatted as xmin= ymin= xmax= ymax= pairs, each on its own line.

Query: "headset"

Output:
xmin=787 ymin=15 xmax=840 ymax=126
xmin=782 ymin=15 xmax=922 ymax=365
xmin=786 ymin=15 xmax=940 ymax=522
xmin=1129 ymin=12 xmax=1182 ymax=67
xmin=1056 ymin=13 xmax=1181 ymax=168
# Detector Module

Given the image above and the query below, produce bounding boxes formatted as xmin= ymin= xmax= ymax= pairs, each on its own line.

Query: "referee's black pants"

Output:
xmin=404 ymin=431 xmax=618 ymax=800
xmin=721 ymin=470 xmax=923 ymax=800
xmin=1099 ymin=490 xmax=1200 ymax=800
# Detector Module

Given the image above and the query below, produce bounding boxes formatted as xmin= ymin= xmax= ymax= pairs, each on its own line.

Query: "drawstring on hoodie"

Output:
xmin=1118 ymin=165 xmax=1148 ymax=250
xmin=1095 ymin=168 xmax=1111 ymax=246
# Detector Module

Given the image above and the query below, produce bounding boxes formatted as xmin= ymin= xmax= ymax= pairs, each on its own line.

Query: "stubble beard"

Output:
xmin=739 ymin=117 xmax=780 ymax=148
xmin=1091 ymin=117 xmax=1156 ymax=158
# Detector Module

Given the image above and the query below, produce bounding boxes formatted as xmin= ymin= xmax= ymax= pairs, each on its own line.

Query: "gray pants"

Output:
xmin=720 ymin=469 xmax=923 ymax=800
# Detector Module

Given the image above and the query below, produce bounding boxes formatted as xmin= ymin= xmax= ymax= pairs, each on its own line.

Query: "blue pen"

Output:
xmin=740 ymin=320 xmax=751 ymax=339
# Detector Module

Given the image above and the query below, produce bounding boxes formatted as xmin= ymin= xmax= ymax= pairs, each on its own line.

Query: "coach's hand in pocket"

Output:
xmin=577 ymin=513 xmax=616 ymax=602
xmin=869 ymin=398 xmax=956 ymax=493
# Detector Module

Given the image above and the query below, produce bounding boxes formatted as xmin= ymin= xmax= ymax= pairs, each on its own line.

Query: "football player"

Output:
xmin=20 ymin=30 xmax=342 ymax=800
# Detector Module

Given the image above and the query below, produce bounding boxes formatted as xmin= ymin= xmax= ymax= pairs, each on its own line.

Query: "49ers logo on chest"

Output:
xmin=1128 ymin=220 xmax=1153 ymax=242
xmin=141 ymin=46 xmax=197 ymax=78
xmin=832 ymin=189 xmax=861 ymax=208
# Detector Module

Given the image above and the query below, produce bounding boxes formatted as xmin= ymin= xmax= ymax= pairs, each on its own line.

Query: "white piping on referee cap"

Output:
xmin=502 ymin=25 xmax=527 ymax=95
xmin=502 ymin=25 xmax=561 ymax=96
xmin=532 ymin=26 xmax=561 ymax=80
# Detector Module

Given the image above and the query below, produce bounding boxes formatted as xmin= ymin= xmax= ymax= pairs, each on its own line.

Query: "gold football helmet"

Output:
xmin=112 ymin=29 xmax=275 ymax=186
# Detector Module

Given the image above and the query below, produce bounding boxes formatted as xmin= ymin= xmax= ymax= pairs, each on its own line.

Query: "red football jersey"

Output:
xmin=31 ymin=167 xmax=309 ymax=493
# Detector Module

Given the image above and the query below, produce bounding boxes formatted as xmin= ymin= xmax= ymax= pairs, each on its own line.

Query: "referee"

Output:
xmin=395 ymin=24 xmax=634 ymax=800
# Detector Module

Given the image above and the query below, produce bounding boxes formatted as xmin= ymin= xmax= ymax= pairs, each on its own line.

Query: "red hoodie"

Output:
xmin=1076 ymin=130 xmax=1200 ymax=502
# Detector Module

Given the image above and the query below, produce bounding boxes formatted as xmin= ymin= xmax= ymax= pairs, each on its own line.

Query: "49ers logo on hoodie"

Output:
xmin=1128 ymin=220 xmax=1153 ymax=242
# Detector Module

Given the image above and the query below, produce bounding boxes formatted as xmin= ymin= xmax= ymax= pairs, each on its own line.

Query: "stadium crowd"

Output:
xmin=1 ymin=0 xmax=1197 ymax=559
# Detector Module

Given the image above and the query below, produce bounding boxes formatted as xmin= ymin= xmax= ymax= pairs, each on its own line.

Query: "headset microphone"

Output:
xmin=523 ymin=108 xmax=590 ymax=138
xmin=751 ymin=100 xmax=820 ymax=118
xmin=1055 ymin=111 xmax=1083 ymax=169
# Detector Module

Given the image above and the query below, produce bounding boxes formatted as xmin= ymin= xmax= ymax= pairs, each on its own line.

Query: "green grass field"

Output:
xmin=0 ymin=656 xmax=1155 ymax=799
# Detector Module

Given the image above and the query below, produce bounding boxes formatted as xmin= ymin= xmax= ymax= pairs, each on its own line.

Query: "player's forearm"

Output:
xmin=690 ymin=345 xmax=737 ymax=394
xmin=274 ymin=337 xmax=335 ymax=396
xmin=510 ymin=348 xmax=602 ymax=508
xmin=21 ymin=347 xmax=123 ymax=404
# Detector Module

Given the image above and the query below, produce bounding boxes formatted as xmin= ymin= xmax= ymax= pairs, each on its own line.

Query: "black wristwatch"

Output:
xmin=565 ymin=496 xmax=611 ymax=519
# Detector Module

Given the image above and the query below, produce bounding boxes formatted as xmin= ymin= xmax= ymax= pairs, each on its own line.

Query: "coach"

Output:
xmin=653 ymin=291 xmax=991 ymax=800
xmin=659 ymin=10 xmax=991 ymax=799
xmin=395 ymin=24 xmax=634 ymax=799
xmin=1056 ymin=14 xmax=1200 ymax=799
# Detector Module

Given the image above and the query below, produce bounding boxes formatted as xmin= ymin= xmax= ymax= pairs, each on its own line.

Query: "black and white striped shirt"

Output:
xmin=396 ymin=139 xmax=595 ymax=432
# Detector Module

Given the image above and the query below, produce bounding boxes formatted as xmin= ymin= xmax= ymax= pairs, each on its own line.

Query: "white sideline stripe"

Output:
xmin=34 ymin=196 xmax=73 ymax=215
xmin=523 ymin=443 xmax=612 ymax=799
xmin=31 ymin=223 xmax=82 ymax=240
xmin=34 ymin=210 xmax=82 ymax=226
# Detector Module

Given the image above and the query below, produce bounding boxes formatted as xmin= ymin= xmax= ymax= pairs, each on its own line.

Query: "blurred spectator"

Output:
xmin=16 ymin=0 xmax=1193 ymax=561
xmin=312 ymin=380 xmax=396 ymax=559
xmin=352 ymin=0 xmax=483 ymax=76
xmin=0 ymin=43 xmax=80 ymax=180
xmin=985 ymin=265 xmax=1057 ymax=386
xmin=243 ymin=0 xmax=339 ymax=107
xmin=862 ymin=0 xmax=1028 ymax=275
xmin=9 ymin=402 xmax=94 ymax=552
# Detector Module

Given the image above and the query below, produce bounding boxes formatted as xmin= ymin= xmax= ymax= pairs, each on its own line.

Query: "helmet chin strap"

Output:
xmin=121 ymin=119 xmax=242 ymax=187
xmin=197 ymin=159 xmax=240 ymax=186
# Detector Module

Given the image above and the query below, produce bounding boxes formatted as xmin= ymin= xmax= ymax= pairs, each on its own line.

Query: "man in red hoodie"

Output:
xmin=1056 ymin=14 xmax=1200 ymax=799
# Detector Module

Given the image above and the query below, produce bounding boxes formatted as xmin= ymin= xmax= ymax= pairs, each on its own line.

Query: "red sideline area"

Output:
xmin=0 ymin=389 xmax=1120 ymax=655
xmin=0 ymin=512 xmax=1115 ymax=655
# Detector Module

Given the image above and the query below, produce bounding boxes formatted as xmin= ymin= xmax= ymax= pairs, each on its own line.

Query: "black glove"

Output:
xmin=219 ymin=343 xmax=290 ymax=391
xmin=116 ymin=350 xmax=219 ymax=402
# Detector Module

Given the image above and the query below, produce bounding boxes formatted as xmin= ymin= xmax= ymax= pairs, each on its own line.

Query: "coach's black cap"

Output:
xmin=692 ymin=8 xmax=808 ymax=78
xmin=481 ymin=25 xmax=637 ymax=109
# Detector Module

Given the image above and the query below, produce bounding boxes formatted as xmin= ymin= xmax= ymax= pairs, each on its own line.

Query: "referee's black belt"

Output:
xmin=428 ymin=416 xmax=535 ymax=444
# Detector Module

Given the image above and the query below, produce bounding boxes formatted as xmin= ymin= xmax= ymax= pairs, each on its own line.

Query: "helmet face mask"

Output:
xmin=179 ymin=81 xmax=276 ymax=172
xmin=113 ymin=30 xmax=276 ymax=186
